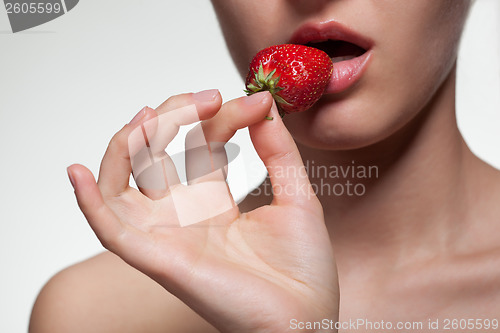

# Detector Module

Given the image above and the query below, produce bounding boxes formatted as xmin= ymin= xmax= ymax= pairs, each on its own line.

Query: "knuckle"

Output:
xmin=157 ymin=94 xmax=190 ymax=113
xmin=107 ymin=130 xmax=127 ymax=154
xmin=267 ymin=151 xmax=293 ymax=166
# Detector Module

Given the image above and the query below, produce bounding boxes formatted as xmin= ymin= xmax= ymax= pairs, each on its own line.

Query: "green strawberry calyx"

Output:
xmin=244 ymin=63 xmax=291 ymax=118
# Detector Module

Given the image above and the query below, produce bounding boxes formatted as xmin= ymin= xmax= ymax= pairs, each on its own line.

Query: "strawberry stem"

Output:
xmin=245 ymin=63 xmax=292 ymax=115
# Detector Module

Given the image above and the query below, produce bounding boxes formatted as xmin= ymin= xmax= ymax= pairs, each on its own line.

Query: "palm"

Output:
xmin=109 ymin=181 xmax=338 ymax=329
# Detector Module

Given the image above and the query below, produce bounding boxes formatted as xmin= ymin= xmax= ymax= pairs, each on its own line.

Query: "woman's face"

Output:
xmin=211 ymin=0 xmax=472 ymax=150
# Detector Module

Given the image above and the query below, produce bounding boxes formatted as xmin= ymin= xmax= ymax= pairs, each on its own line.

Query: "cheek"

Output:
xmin=378 ymin=0 xmax=469 ymax=99
xmin=370 ymin=2 xmax=466 ymax=131
xmin=379 ymin=4 xmax=463 ymax=93
xmin=211 ymin=1 xmax=294 ymax=77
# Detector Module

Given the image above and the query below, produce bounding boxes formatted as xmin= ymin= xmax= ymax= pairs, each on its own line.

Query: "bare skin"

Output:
xmin=30 ymin=0 xmax=500 ymax=332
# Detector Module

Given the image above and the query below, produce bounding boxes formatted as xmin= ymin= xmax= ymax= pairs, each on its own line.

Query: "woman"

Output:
xmin=30 ymin=1 xmax=500 ymax=332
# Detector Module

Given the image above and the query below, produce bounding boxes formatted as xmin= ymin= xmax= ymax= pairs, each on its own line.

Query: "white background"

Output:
xmin=0 ymin=1 xmax=499 ymax=332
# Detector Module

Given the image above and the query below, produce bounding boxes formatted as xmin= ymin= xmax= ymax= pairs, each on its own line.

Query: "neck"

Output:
xmin=297 ymin=65 xmax=472 ymax=270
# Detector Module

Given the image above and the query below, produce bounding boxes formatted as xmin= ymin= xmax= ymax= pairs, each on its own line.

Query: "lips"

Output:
xmin=289 ymin=20 xmax=373 ymax=94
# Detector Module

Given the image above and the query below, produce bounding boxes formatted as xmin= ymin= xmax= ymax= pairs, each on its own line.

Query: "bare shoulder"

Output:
xmin=444 ymin=160 xmax=500 ymax=314
xmin=382 ymin=161 xmax=500 ymax=319
xmin=29 ymin=251 xmax=219 ymax=333
xmin=439 ymin=247 xmax=500 ymax=317
xmin=455 ymin=158 xmax=500 ymax=255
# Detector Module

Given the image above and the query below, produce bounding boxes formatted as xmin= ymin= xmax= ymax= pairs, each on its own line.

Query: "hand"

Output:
xmin=67 ymin=90 xmax=339 ymax=333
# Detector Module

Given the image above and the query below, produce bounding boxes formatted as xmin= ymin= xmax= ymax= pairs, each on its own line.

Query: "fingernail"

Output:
xmin=244 ymin=91 xmax=269 ymax=105
xmin=67 ymin=167 xmax=76 ymax=188
xmin=129 ymin=107 xmax=148 ymax=125
xmin=193 ymin=89 xmax=219 ymax=102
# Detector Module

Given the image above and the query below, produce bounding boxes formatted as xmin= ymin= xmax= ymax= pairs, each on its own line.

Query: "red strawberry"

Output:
xmin=245 ymin=44 xmax=333 ymax=116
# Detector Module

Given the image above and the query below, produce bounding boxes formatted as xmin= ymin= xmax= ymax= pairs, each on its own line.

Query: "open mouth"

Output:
xmin=304 ymin=40 xmax=367 ymax=64
xmin=289 ymin=20 xmax=373 ymax=94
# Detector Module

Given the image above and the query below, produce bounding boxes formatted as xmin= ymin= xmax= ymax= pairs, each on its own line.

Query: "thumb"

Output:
xmin=248 ymin=102 xmax=316 ymax=207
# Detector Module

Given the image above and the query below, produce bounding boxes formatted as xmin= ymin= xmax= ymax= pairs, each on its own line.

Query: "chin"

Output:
xmin=282 ymin=97 xmax=396 ymax=151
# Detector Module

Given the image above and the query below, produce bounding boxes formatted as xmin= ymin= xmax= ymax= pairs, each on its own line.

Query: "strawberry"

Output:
xmin=245 ymin=44 xmax=333 ymax=116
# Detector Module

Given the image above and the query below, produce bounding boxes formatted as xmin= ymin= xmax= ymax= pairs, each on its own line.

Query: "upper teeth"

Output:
xmin=331 ymin=55 xmax=356 ymax=63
